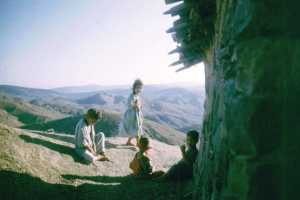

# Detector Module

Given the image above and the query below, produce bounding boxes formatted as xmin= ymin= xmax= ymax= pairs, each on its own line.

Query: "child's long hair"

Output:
xmin=132 ymin=79 xmax=143 ymax=93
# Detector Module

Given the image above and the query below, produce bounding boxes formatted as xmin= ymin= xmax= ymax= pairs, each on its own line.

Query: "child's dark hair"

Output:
xmin=87 ymin=108 xmax=101 ymax=120
xmin=187 ymin=130 xmax=199 ymax=142
xmin=138 ymin=136 xmax=149 ymax=149
xmin=133 ymin=79 xmax=143 ymax=90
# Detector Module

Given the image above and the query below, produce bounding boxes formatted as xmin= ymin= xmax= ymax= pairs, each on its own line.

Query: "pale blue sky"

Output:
xmin=0 ymin=0 xmax=205 ymax=89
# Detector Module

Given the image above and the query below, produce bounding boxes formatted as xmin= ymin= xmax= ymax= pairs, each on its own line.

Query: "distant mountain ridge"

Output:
xmin=52 ymin=84 xmax=129 ymax=94
xmin=51 ymin=83 xmax=203 ymax=94
xmin=0 ymin=85 xmax=62 ymax=100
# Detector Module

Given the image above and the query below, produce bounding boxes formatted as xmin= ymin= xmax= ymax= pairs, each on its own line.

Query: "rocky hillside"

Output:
xmin=0 ymin=124 xmax=192 ymax=200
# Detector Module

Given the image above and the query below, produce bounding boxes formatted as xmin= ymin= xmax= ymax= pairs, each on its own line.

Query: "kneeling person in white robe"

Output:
xmin=75 ymin=109 xmax=109 ymax=163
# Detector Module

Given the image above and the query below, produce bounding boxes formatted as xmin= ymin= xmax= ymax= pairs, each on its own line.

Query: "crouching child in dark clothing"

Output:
xmin=159 ymin=130 xmax=199 ymax=181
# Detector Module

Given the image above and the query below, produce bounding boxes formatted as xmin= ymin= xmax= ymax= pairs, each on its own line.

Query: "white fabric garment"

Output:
xmin=119 ymin=93 xmax=144 ymax=137
xmin=75 ymin=118 xmax=105 ymax=162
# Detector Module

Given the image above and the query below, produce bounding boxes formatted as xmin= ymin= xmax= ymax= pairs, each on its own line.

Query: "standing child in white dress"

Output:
xmin=119 ymin=79 xmax=144 ymax=146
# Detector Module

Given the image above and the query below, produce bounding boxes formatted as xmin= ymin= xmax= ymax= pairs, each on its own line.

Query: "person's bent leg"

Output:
xmin=163 ymin=162 xmax=191 ymax=181
xmin=126 ymin=137 xmax=134 ymax=146
xmin=151 ymin=171 xmax=165 ymax=179
xmin=76 ymin=149 xmax=98 ymax=163
xmin=161 ymin=163 xmax=183 ymax=181
xmin=95 ymin=132 xmax=106 ymax=154
xmin=95 ymin=133 xmax=110 ymax=161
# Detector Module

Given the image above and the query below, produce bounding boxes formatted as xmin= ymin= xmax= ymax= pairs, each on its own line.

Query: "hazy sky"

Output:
xmin=0 ymin=0 xmax=205 ymax=89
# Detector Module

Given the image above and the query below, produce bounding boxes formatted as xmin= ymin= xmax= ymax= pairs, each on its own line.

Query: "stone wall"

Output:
xmin=194 ymin=1 xmax=300 ymax=199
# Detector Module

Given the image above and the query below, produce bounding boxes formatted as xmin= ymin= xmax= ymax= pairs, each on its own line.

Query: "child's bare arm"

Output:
xmin=85 ymin=145 xmax=96 ymax=155
xmin=133 ymin=99 xmax=141 ymax=111
xmin=180 ymin=145 xmax=186 ymax=159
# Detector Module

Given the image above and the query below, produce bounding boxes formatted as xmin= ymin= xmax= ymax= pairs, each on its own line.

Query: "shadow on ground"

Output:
xmin=28 ymin=130 xmax=75 ymax=144
xmin=0 ymin=170 xmax=76 ymax=200
xmin=0 ymin=170 xmax=190 ymax=200
xmin=25 ymin=131 xmax=137 ymax=151
xmin=19 ymin=134 xmax=87 ymax=164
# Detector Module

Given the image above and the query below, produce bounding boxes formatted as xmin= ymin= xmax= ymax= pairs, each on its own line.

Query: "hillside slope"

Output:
xmin=0 ymin=94 xmax=66 ymax=126
xmin=0 ymin=124 xmax=192 ymax=200
xmin=0 ymin=109 xmax=23 ymax=127
xmin=22 ymin=111 xmax=185 ymax=145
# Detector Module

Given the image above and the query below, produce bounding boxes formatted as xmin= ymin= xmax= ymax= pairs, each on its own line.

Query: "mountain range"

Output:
xmin=0 ymin=84 xmax=205 ymax=132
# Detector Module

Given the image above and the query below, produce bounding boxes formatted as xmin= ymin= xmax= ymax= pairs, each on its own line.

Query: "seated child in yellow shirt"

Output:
xmin=129 ymin=136 xmax=163 ymax=179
